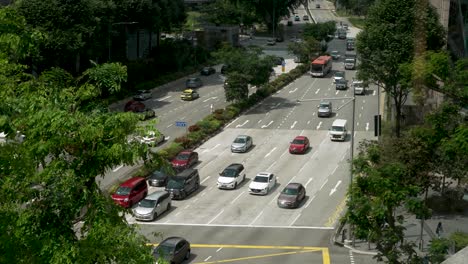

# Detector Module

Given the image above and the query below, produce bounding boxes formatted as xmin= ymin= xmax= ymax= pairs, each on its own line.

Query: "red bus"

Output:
xmin=310 ymin=55 xmax=332 ymax=77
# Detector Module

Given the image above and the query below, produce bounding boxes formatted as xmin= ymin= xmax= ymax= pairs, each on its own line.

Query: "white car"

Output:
xmin=352 ymin=80 xmax=366 ymax=95
xmin=217 ymin=163 xmax=246 ymax=189
xmin=333 ymin=71 xmax=346 ymax=83
xmin=249 ymin=172 xmax=276 ymax=195
xmin=134 ymin=131 xmax=165 ymax=146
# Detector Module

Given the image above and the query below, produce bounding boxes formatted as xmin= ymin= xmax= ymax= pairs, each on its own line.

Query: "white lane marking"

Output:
xmin=230 ymin=191 xmax=245 ymax=204
xmin=290 ymin=213 xmax=302 ymax=226
xmin=316 ymin=121 xmax=322 ymax=130
xmin=258 ymin=119 xmax=262 ymax=123
xmin=250 ymin=210 xmax=264 ymax=226
xmin=366 ymin=122 xmax=369 ymax=131
xmin=204 ymin=256 xmax=212 ymax=261
xmin=288 ymin=175 xmax=297 ymax=184
xmin=158 ymin=95 xmax=171 ymax=101
xmin=261 ymin=121 xmax=274 ymax=128
xmin=298 ymin=163 xmax=307 ymax=173
xmin=203 ymin=144 xmax=220 ymax=153
xmin=216 ymin=248 xmax=223 ymax=252
xmin=200 ymin=176 xmax=211 ymax=184
xmin=336 ymin=90 xmax=339 ymax=95
xmin=175 ymin=211 xmax=181 ymax=216
xmin=203 ymin=96 xmax=218 ymax=102
xmin=312 ymin=112 xmax=316 ymax=116
xmin=361 ymin=106 xmax=364 ymax=110
xmin=300 ymin=129 xmax=305 ymax=135
xmin=290 ymin=121 xmax=298 ymax=129
xmin=167 ymin=124 xmax=173 ymax=128
xmin=289 ymin=88 xmax=298 ymax=93
xmin=363 ymin=100 xmax=366 ymax=103
xmin=226 ymin=117 xmax=240 ymax=128
xmin=265 ymin=147 xmax=277 ymax=158
xmin=336 ymin=113 xmax=339 ymax=117
xmin=320 ymin=179 xmax=329 ymax=190
xmin=357 ymin=122 xmax=359 ymax=127
xmin=280 ymin=150 xmax=288 ymax=158
xmin=332 ymin=165 xmax=338 ymax=175
xmin=267 ymin=161 xmax=277 ymax=170
xmin=305 ymin=178 xmax=313 ymax=188
xmin=354 ymin=131 xmax=357 ymax=137
xmin=329 ymin=180 xmax=342 ymax=196
xmin=181 ymin=116 xmax=186 ymax=120
xmin=315 ymin=88 xmax=320 ymax=94
xmin=112 ymin=165 xmax=123 ymax=172
xmin=184 ymin=205 xmax=190 ymax=209
xmin=193 ymin=198 xmax=199 ymax=203
xmin=236 ymin=120 xmax=249 ymax=128
xmin=305 ymin=195 xmax=316 ymax=209
xmin=201 ymin=192 xmax=206 ymax=197
xmin=207 ymin=209 xmax=224 ymax=225
xmin=359 ymin=113 xmax=362 ymax=118
xmin=373 ymin=90 xmax=376 ymax=96
xmin=307 ymin=120 xmax=311 ymax=124
xmin=135 ymin=222 xmax=334 ymax=229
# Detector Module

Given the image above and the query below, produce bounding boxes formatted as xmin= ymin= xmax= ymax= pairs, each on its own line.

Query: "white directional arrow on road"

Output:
xmin=261 ymin=121 xmax=274 ymax=128
xmin=316 ymin=121 xmax=322 ymax=130
xmin=315 ymin=88 xmax=321 ymax=94
xmin=290 ymin=121 xmax=297 ymax=129
xmin=289 ymin=88 xmax=298 ymax=93
xmin=236 ymin=120 xmax=249 ymax=128
xmin=366 ymin=123 xmax=370 ymax=131
xmin=203 ymin=97 xmax=218 ymax=102
xmin=329 ymin=180 xmax=342 ymax=196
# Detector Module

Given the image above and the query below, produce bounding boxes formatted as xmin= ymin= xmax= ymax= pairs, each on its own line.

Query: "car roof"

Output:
xmin=187 ymin=77 xmax=199 ymax=81
xmin=178 ymin=150 xmax=193 ymax=155
xmin=183 ymin=89 xmax=194 ymax=93
xmin=226 ymin=163 xmax=243 ymax=170
xmin=160 ymin=237 xmax=186 ymax=246
xmin=146 ymin=190 xmax=169 ymax=200
xmin=332 ymin=119 xmax=347 ymax=126
xmin=120 ymin=177 xmax=145 ymax=187
xmin=175 ymin=168 xmax=197 ymax=178
xmin=236 ymin=135 xmax=250 ymax=139
xmin=320 ymin=101 xmax=331 ymax=105
xmin=285 ymin=183 xmax=303 ymax=189
xmin=256 ymin=172 xmax=272 ymax=177
xmin=293 ymin=136 xmax=307 ymax=140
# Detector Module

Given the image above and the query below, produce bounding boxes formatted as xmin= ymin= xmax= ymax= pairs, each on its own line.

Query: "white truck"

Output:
xmin=352 ymin=79 xmax=366 ymax=95
xmin=344 ymin=52 xmax=356 ymax=70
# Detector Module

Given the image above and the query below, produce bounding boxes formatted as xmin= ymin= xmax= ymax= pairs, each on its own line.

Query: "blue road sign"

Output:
xmin=281 ymin=60 xmax=286 ymax=67
xmin=175 ymin=121 xmax=187 ymax=127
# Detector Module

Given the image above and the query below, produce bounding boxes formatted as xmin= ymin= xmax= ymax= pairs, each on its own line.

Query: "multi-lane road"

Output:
xmin=105 ymin=2 xmax=380 ymax=263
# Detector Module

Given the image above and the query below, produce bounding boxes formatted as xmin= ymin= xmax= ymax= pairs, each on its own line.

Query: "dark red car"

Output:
xmin=124 ymin=100 xmax=155 ymax=120
xmin=111 ymin=177 xmax=148 ymax=208
xmin=171 ymin=150 xmax=198 ymax=170
xmin=289 ymin=136 xmax=310 ymax=154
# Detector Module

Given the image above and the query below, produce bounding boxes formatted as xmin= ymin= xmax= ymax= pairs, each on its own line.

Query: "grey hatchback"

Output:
xmin=231 ymin=135 xmax=253 ymax=153
xmin=185 ymin=77 xmax=203 ymax=89
xmin=277 ymin=183 xmax=306 ymax=208
xmin=317 ymin=101 xmax=333 ymax=117
xmin=153 ymin=237 xmax=191 ymax=264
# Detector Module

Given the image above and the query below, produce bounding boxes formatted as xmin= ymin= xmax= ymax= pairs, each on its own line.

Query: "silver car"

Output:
xmin=318 ymin=101 xmax=332 ymax=117
xmin=231 ymin=135 xmax=253 ymax=153
xmin=133 ymin=90 xmax=152 ymax=101
xmin=133 ymin=191 xmax=171 ymax=221
xmin=185 ymin=77 xmax=203 ymax=89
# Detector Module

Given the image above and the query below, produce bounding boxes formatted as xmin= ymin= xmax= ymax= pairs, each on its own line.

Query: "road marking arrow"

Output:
xmin=315 ymin=88 xmax=320 ymax=94
xmin=329 ymin=180 xmax=342 ymax=196
xmin=203 ymin=97 xmax=218 ymax=102
xmin=366 ymin=123 xmax=369 ymax=131
xmin=261 ymin=121 xmax=274 ymax=128
xmin=289 ymin=88 xmax=298 ymax=93
xmin=316 ymin=121 xmax=322 ymax=130
xmin=290 ymin=121 xmax=297 ymax=129
xmin=236 ymin=120 xmax=249 ymax=128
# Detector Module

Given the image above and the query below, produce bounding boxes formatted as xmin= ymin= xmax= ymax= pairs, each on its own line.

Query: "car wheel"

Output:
xmin=152 ymin=212 xmax=157 ymax=221
xmin=234 ymin=182 xmax=237 ymax=189
xmin=185 ymin=249 xmax=191 ymax=260
xmin=196 ymin=181 xmax=200 ymax=190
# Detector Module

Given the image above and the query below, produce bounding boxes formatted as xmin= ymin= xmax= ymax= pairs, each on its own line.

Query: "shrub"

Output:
xmin=158 ymin=142 xmax=184 ymax=160
xmin=187 ymin=130 xmax=206 ymax=143
xmin=174 ymin=136 xmax=192 ymax=148
xmin=197 ymin=118 xmax=222 ymax=133
xmin=188 ymin=124 xmax=200 ymax=132
xmin=450 ymin=232 xmax=468 ymax=251
xmin=225 ymin=105 xmax=241 ymax=116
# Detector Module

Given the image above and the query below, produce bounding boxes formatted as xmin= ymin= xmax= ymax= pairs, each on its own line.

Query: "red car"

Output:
xmin=171 ymin=150 xmax=199 ymax=170
xmin=111 ymin=177 xmax=148 ymax=208
xmin=289 ymin=136 xmax=310 ymax=154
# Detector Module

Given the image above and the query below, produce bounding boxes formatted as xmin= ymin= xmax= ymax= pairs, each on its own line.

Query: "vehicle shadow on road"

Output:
xmin=187 ymin=185 xmax=207 ymax=199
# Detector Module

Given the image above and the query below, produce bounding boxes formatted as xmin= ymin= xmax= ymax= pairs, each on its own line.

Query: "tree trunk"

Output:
xmin=394 ymin=96 xmax=402 ymax=137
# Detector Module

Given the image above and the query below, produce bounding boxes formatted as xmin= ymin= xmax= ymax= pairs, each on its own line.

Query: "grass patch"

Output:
xmin=348 ymin=17 xmax=366 ymax=29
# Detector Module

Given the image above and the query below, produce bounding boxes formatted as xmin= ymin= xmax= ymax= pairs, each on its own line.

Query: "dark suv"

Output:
xmin=165 ymin=169 xmax=200 ymax=200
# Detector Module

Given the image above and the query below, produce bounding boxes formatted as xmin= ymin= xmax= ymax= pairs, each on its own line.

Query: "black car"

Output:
xmin=200 ymin=66 xmax=215 ymax=76
xmin=147 ymin=167 xmax=175 ymax=187
xmin=165 ymin=169 xmax=200 ymax=200
xmin=153 ymin=237 xmax=191 ymax=264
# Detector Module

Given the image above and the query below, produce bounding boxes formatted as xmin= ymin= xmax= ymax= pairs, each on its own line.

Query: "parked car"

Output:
xmin=331 ymin=50 xmax=340 ymax=60
xmin=231 ymin=135 xmax=253 ymax=153
xmin=165 ymin=169 xmax=200 ymax=200
xmin=316 ymin=4 xmax=321 ymax=8
xmin=277 ymin=183 xmax=306 ymax=208
xmin=133 ymin=90 xmax=152 ymax=101
xmin=317 ymin=101 xmax=333 ymax=117
xmin=249 ymin=172 xmax=276 ymax=195
xmin=124 ymin=100 xmax=156 ymax=120
xmin=267 ymin=38 xmax=276 ymax=46
xmin=111 ymin=177 xmax=148 ymax=208
xmin=180 ymin=89 xmax=200 ymax=101
xmin=294 ymin=15 xmax=300 ymax=21
xmin=335 ymin=78 xmax=348 ymax=90
xmin=200 ymin=66 xmax=215 ymax=76
xmin=217 ymin=163 xmax=246 ymax=189
xmin=147 ymin=167 xmax=175 ymax=187
xmin=134 ymin=131 xmax=165 ymax=146
xmin=171 ymin=150 xmax=198 ymax=171
xmin=185 ymin=77 xmax=203 ymax=88
xmin=333 ymin=71 xmax=346 ymax=83
xmin=289 ymin=136 xmax=310 ymax=154
xmin=303 ymin=15 xmax=309 ymax=21
xmin=153 ymin=237 xmax=191 ymax=264
xmin=133 ymin=190 xmax=171 ymax=221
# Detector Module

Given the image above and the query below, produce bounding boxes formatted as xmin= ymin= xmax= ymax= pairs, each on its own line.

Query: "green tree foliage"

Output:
xmin=356 ymin=0 xmax=446 ymax=137
xmin=336 ymin=0 xmax=376 ymax=16
xmin=224 ymin=72 xmax=249 ymax=102
xmin=287 ymin=36 xmax=321 ymax=63
xmin=199 ymin=0 xmax=257 ymax=26
xmin=0 ymin=9 xmax=156 ymax=263
xmin=302 ymin=21 xmax=336 ymax=42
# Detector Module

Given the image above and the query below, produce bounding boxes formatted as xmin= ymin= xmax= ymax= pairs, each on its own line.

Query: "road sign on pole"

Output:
xmin=175 ymin=121 xmax=187 ymax=127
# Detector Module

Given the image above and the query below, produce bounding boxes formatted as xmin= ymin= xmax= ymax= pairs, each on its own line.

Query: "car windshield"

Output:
xmin=155 ymin=244 xmax=174 ymax=256
xmin=332 ymin=126 xmax=345 ymax=132
xmin=331 ymin=51 xmax=338 ymax=55
xmin=335 ymin=72 xmax=345 ymax=77
xmin=221 ymin=168 xmax=238 ymax=177
xmin=176 ymin=153 xmax=190 ymax=160
xmin=139 ymin=199 xmax=157 ymax=208
xmin=115 ymin=186 xmax=131 ymax=196
xmin=254 ymin=176 xmax=268 ymax=183
xmin=311 ymin=64 xmax=323 ymax=71
xmin=183 ymin=91 xmax=192 ymax=95
xmin=188 ymin=78 xmax=197 ymax=82
xmin=151 ymin=171 xmax=167 ymax=179
xmin=167 ymin=178 xmax=184 ymax=189
xmin=282 ymin=188 xmax=298 ymax=195
xmin=292 ymin=139 xmax=305 ymax=144
xmin=234 ymin=137 xmax=246 ymax=143
xmin=345 ymin=59 xmax=355 ymax=63
xmin=319 ymin=103 xmax=330 ymax=108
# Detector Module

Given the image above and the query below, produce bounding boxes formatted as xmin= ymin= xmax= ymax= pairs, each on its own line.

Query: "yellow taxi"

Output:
xmin=180 ymin=89 xmax=200 ymax=101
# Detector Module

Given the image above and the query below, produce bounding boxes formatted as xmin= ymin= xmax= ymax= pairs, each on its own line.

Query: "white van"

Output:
xmin=329 ymin=119 xmax=347 ymax=141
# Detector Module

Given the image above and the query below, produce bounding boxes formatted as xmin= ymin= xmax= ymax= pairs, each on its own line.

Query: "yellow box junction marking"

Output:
xmin=148 ymin=243 xmax=330 ymax=264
